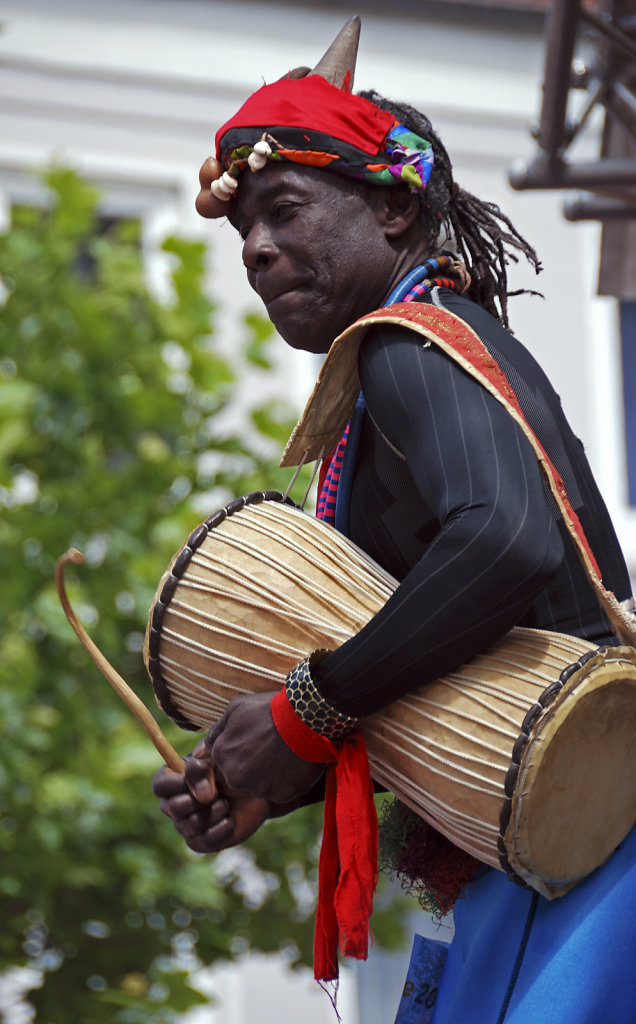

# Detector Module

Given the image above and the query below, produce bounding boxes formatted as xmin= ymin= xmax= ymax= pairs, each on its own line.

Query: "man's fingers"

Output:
xmin=161 ymin=794 xmax=231 ymax=838
xmin=152 ymin=765 xmax=189 ymax=798
xmin=186 ymin=816 xmax=235 ymax=854
xmin=158 ymin=791 xmax=228 ymax=822
xmin=177 ymin=801 xmax=231 ymax=838
xmin=159 ymin=793 xmax=191 ymax=820
xmin=154 ymin=749 xmax=219 ymax=806
xmin=184 ymin=754 xmax=218 ymax=804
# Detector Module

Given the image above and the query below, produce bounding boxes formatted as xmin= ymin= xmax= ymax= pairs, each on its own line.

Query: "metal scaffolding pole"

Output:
xmin=509 ymin=0 xmax=636 ymax=208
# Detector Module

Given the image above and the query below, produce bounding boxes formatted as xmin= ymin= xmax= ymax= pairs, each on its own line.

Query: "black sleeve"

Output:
xmin=313 ymin=323 xmax=565 ymax=718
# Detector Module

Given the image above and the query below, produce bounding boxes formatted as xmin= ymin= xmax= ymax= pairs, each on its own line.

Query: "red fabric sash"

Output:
xmin=270 ymin=687 xmax=378 ymax=982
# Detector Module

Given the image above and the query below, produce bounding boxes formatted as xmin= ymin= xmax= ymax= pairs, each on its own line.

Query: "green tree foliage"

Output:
xmin=0 ymin=169 xmax=408 ymax=1021
xmin=0 ymin=169 xmax=311 ymax=1021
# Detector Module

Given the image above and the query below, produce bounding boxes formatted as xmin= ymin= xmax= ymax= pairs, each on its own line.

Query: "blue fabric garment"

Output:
xmin=432 ymin=821 xmax=636 ymax=1024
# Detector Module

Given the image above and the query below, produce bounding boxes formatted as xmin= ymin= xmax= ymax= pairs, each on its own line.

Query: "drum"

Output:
xmin=144 ymin=491 xmax=636 ymax=899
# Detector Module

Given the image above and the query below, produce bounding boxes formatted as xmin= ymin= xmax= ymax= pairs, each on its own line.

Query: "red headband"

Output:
xmin=215 ymin=76 xmax=395 ymax=158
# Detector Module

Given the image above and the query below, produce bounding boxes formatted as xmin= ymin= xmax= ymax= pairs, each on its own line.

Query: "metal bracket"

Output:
xmin=509 ymin=0 xmax=636 ymax=221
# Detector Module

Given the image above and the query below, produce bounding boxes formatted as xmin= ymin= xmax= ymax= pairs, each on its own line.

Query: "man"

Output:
xmin=153 ymin=19 xmax=636 ymax=1022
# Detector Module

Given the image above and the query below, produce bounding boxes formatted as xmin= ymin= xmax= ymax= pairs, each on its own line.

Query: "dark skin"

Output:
xmin=155 ymin=745 xmax=266 ymax=854
xmin=153 ymin=161 xmax=431 ymax=851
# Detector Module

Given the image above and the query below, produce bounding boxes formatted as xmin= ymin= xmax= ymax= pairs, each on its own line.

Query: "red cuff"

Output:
xmin=270 ymin=687 xmax=338 ymax=763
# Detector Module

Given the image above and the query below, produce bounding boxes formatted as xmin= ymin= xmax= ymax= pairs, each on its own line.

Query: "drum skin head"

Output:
xmin=504 ymin=647 xmax=636 ymax=899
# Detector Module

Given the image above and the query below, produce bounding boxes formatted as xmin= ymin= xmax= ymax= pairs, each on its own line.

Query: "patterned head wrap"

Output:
xmin=198 ymin=62 xmax=435 ymax=218
xmin=215 ymin=75 xmax=434 ymax=195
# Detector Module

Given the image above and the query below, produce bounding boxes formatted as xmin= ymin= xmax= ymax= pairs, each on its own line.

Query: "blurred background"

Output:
xmin=0 ymin=0 xmax=634 ymax=1021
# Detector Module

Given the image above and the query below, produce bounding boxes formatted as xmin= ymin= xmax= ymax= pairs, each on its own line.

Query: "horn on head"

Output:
xmin=310 ymin=16 xmax=361 ymax=91
xmin=282 ymin=66 xmax=311 ymax=80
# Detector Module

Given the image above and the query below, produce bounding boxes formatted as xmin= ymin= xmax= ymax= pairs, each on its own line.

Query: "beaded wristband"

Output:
xmin=285 ymin=650 xmax=359 ymax=741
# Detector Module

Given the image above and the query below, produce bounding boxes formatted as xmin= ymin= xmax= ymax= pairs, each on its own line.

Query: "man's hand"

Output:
xmin=152 ymin=751 xmax=270 ymax=853
xmin=206 ymin=691 xmax=327 ymax=805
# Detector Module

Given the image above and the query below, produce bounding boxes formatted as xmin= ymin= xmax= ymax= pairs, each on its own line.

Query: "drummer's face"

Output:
xmin=229 ymin=164 xmax=399 ymax=354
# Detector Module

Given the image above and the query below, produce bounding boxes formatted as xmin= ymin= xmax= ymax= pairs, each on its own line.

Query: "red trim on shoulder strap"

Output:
xmin=358 ymin=303 xmax=602 ymax=580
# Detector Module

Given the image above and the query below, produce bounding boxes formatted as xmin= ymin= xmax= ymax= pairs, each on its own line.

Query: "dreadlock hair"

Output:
xmin=359 ymin=89 xmax=542 ymax=330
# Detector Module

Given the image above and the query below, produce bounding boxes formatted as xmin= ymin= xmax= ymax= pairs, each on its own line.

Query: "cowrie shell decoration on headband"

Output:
xmin=248 ymin=139 xmax=273 ymax=171
xmin=210 ymin=170 xmax=239 ymax=202
xmin=209 ymin=139 xmax=273 ymax=203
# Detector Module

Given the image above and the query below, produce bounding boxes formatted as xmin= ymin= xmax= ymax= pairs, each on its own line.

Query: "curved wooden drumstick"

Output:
xmin=56 ymin=548 xmax=186 ymax=776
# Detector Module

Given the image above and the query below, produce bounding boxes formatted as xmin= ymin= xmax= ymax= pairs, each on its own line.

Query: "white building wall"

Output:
xmin=1 ymin=2 xmax=633 ymax=1020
